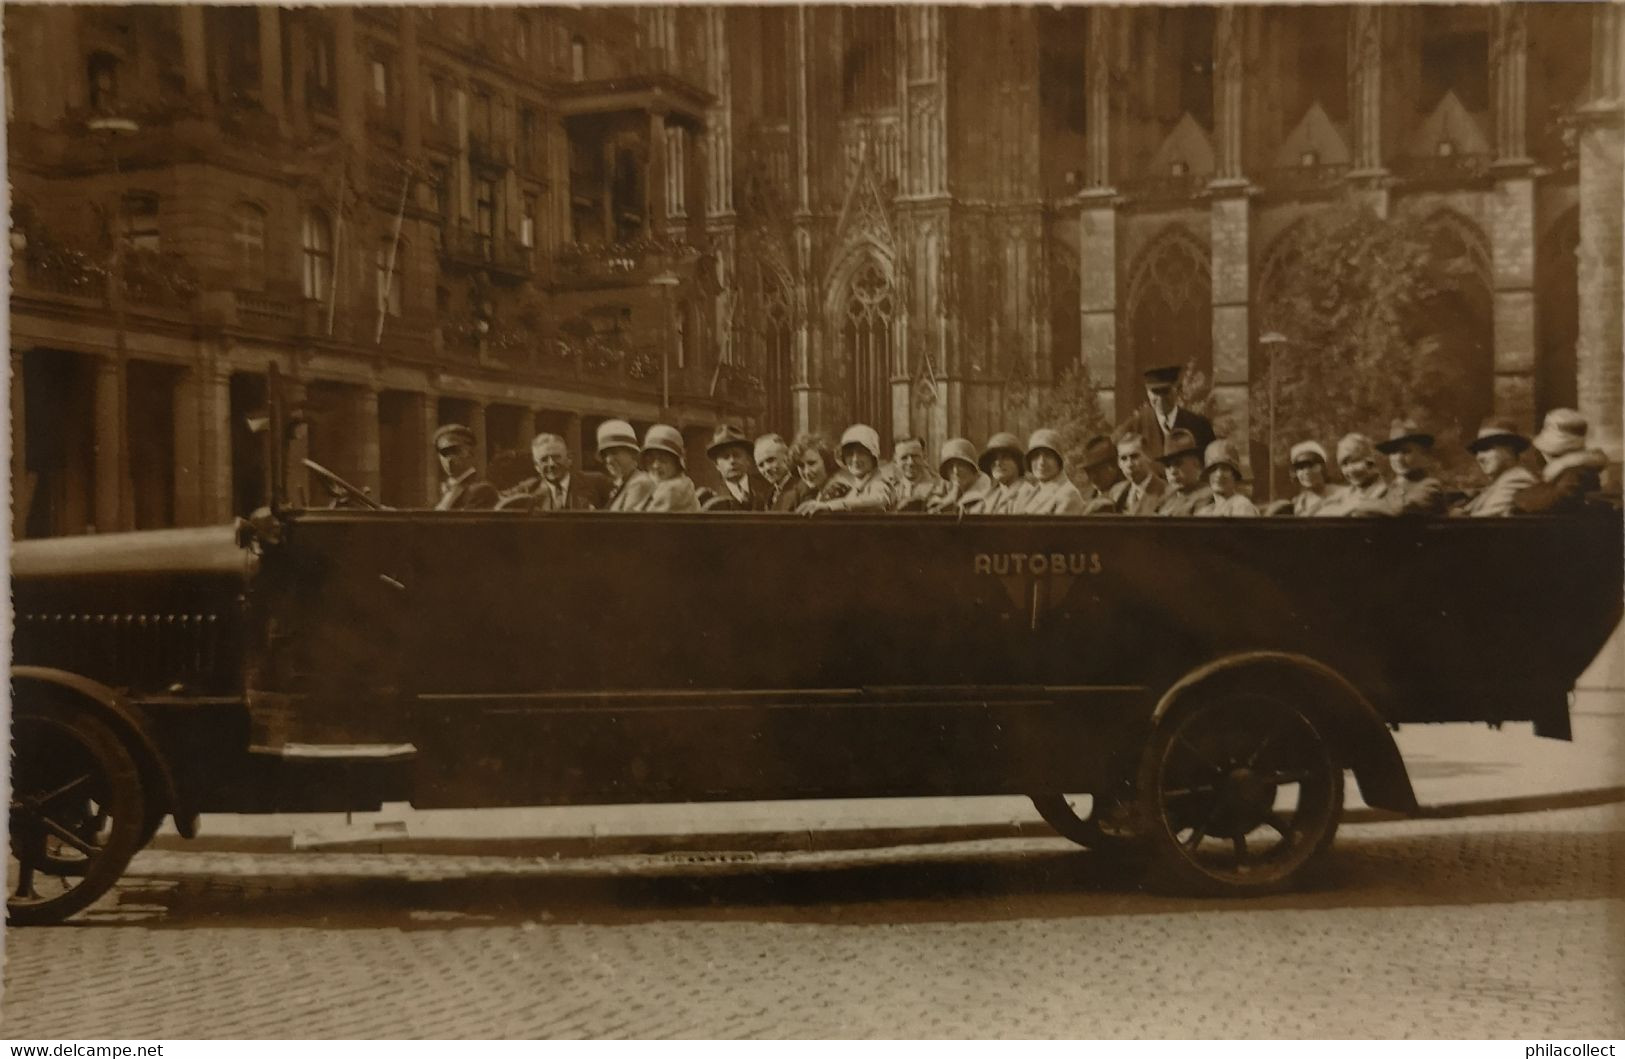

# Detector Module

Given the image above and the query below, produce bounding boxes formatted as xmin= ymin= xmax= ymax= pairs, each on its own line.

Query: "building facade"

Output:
xmin=8 ymin=4 xmax=1622 ymax=537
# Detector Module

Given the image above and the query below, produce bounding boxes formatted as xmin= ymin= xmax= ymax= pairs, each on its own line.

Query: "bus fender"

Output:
xmin=10 ymin=666 xmax=196 ymax=838
xmin=1151 ymin=651 xmax=1418 ymax=815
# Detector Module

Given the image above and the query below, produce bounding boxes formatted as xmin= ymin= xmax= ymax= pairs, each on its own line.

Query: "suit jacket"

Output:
xmin=764 ymin=473 xmax=807 ymax=512
xmin=1514 ymin=450 xmax=1608 ymax=514
xmin=1457 ymin=466 xmax=1538 ymax=518
xmin=702 ymin=470 xmax=774 ymax=511
xmin=1156 ymin=483 xmax=1213 ymax=517
xmin=606 ymin=470 xmax=657 ymax=512
xmin=1109 ymin=474 xmax=1169 ymax=515
xmin=1020 ymin=475 xmax=1090 ymax=515
xmin=523 ymin=470 xmax=610 ymax=512
xmin=1122 ymin=404 xmax=1216 ymax=460
xmin=435 ymin=470 xmax=500 ymax=511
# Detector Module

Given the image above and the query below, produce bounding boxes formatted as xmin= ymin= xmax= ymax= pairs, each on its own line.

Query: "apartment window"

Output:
xmin=570 ymin=37 xmax=587 ymax=82
xmin=430 ymin=163 xmax=451 ymax=219
xmin=472 ymin=89 xmax=493 ymax=140
xmin=87 ymin=51 xmax=120 ymax=113
xmin=310 ymin=26 xmax=334 ymax=94
xmin=516 ymin=13 xmax=531 ymax=59
xmin=369 ymin=57 xmax=390 ymax=108
xmin=519 ymin=106 xmax=539 ymax=168
xmin=301 ymin=208 xmax=333 ymax=301
xmin=520 ymin=194 xmax=537 ymax=249
xmin=473 ymin=179 xmax=496 ymax=259
xmin=375 ymin=239 xmax=402 ymax=317
xmin=427 ymin=78 xmax=443 ymax=126
xmin=120 ymin=193 xmax=160 ymax=253
xmin=231 ymin=202 xmax=268 ymax=290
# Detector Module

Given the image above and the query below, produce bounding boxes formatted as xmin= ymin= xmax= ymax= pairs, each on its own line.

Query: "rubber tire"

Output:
xmin=8 ymin=706 xmax=148 ymax=926
xmin=1029 ymin=794 xmax=1136 ymax=851
xmin=1135 ymin=697 xmax=1344 ymax=898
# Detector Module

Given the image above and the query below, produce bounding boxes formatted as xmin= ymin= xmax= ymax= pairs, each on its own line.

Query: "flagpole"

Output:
xmin=376 ymin=167 xmax=412 ymax=345
xmin=326 ymin=159 xmax=347 ymax=337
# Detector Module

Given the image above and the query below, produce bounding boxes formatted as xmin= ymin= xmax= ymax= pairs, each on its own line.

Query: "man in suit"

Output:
xmin=523 ymin=432 xmax=610 ymax=511
xmin=889 ymin=435 xmax=941 ymax=510
xmin=1121 ymin=364 xmax=1216 ymax=460
xmin=754 ymin=433 xmax=806 ymax=512
xmin=598 ymin=419 xmax=655 ymax=512
xmin=1108 ymin=432 xmax=1169 ymax=515
xmin=1076 ymin=435 xmax=1123 ymax=514
xmin=1154 ymin=428 xmax=1212 ymax=516
xmin=432 ymin=423 xmax=500 ymax=511
xmin=702 ymin=423 xmax=772 ymax=511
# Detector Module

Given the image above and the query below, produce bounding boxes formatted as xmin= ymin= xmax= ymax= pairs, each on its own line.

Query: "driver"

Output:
xmin=432 ymin=424 xmax=498 ymax=511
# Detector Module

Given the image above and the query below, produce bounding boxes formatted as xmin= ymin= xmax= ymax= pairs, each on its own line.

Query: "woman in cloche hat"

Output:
xmin=799 ymin=425 xmax=897 ymax=514
xmin=636 ymin=424 xmax=700 ymax=513
xmin=1195 ymin=438 xmax=1259 ymax=517
xmin=1512 ymin=408 xmax=1610 ymax=514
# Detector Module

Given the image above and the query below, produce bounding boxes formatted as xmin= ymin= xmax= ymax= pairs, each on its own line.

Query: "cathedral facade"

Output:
xmin=7 ymin=5 xmax=1621 ymax=537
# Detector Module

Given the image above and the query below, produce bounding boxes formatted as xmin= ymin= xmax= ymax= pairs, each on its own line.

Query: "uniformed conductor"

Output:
xmin=433 ymin=423 xmax=499 ymax=511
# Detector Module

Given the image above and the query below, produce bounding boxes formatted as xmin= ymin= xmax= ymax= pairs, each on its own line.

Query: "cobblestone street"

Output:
xmin=3 ymin=805 xmax=1622 ymax=1039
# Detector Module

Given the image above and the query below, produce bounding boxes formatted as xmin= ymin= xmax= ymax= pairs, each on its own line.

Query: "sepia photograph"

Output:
xmin=2 ymin=0 xmax=1623 ymax=1041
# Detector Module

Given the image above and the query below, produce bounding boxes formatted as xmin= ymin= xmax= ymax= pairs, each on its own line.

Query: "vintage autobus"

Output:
xmin=8 ymin=420 xmax=1621 ymax=923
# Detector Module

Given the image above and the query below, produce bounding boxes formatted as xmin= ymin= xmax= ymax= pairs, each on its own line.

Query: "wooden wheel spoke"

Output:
xmin=30 ymin=774 xmax=93 ymax=811
xmin=12 ymin=860 xmax=38 ymax=901
xmin=37 ymin=814 xmax=100 ymax=858
xmin=1172 ymin=733 xmax=1226 ymax=775
xmin=1162 ymin=782 xmax=1217 ymax=799
xmin=1264 ymin=812 xmax=1296 ymax=841
xmin=1231 ymin=835 xmax=1248 ymax=864
xmin=1260 ymin=768 xmax=1315 ymax=786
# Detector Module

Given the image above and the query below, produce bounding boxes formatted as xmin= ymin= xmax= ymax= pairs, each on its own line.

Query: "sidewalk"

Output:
xmin=151 ymin=689 xmax=1625 ymax=858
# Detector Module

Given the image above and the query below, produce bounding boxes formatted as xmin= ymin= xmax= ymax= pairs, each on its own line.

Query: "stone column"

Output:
xmin=1348 ymin=6 xmax=1389 ymax=216
xmin=356 ymin=387 xmax=382 ymax=500
xmin=1209 ymin=186 xmax=1253 ymax=471
xmin=1489 ymin=6 xmax=1536 ymax=426
xmin=516 ymin=408 xmax=537 ymax=449
xmin=258 ymin=8 xmax=285 ymax=125
xmin=1077 ymin=191 xmax=1119 ymax=425
xmin=287 ymin=15 xmax=308 ymax=134
xmin=647 ymin=110 xmax=669 ymax=237
xmin=93 ymin=358 xmax=122 ymax=533
xmin=401 ymin=9 xmax=422 ymax=156
xmin=171 ymin=365 xmax=201 ymax=526
xmin=179 ymin=7 xmax=209 ymax=106
xmin=468 ymin=401 xmax=490 ymax=468
xmin=1213 ymin=9 xmax=1245 ymax=181
xmin=421 ymin=391 xmax=442 ymax=504
xmin=44 ymin=6 xmax=85 ymax=116
xmin=1576 ymin=5 xmax=1624 ymax=459
xmin=335 ymin=9 xmax=364 ymax=146
xmin=1085 ymin=8 xmax=1112 ymax=189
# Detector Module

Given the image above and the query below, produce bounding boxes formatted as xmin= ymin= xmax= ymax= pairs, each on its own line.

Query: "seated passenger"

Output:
xmin=637 ymin=424 xmax=700 ymax=513
xmin=1108 ymin=432 xmax=1168 ymax=515
xmin=1196 ymin=439 xmax=1260 ymax=517
xmin=1018 ymin=429 xmax=1090 ymax=515
xmin=1318 ymin=433 xmax=1388 ymax=516
xmin=1514 ymin=408 xmax=1611 ymax=515
xmin=790 ymin=433 xmax=848 ymax=511
xmin=800 ymin=425 xmax=897 ymax=515
xmin=1154 ymin=429 xmax=1212 ymax=517
xmin=701 ymin=424 xmax=771 ymax=511
xmin=1076 ymin=435 xmax=1123 ymax=515
xmin=1287 ymin=440 xmax=1347 ymax=517
xmin=979 ymin=432 xmax=1036 ymax=514
xmin=926 ymin=437 xmax=992 ymax=513
xmin=1455 ymin=419 xmax=1538 ymax=517
xmin=432 ymin=424 xmax=499 ymax=511
xmin=514 ymin=433 xmax=609 ymax=512
xmin=1358 ymin=419 xmax=1448 ymax=517
xmin=598 ymin=419 xmax=655 ymax=512
xmin=754 ymin=433 xmax=805 ymax=512
xmin=889 ymin=436 xmax=941 ymax=511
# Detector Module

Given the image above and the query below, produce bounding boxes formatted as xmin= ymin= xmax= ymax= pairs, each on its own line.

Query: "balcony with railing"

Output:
xmin=551 ymin=236 xmax=696 ymax=291
xmin=439 ymin=224 xmax=534 ymax=278
xmin=468 ymin=130 xmax=511 ymax=169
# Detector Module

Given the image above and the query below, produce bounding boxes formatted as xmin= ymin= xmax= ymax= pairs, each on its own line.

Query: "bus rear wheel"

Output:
xmin=1136 ymin=691 xmax=1343 ymax=897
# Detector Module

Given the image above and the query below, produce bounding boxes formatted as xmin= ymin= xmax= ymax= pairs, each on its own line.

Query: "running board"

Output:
xmin=1343 ymin=784 xmax=1625 ymax=823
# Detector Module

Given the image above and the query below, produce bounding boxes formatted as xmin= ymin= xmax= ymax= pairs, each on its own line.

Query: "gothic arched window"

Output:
xmin=760 ymin=271 xmax=794 ymax=436
xmin=842 ymin=257 xmax=894 ymax=439
xmin=1125 ymin=228 xmax=1211 ymax=397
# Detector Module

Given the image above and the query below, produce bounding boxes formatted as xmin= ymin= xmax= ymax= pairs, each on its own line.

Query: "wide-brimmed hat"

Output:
xmin=1143 ymin=364 xmax=1182 ymax=392
xmin=641 ymin=424 xmax=686 ymax=467
xmin=1156 ymin=428 xmax=1202 ymax=465
xmin=1532 ymin=408 xmax=1588 ymax=459
xmin=938 ymin=437 xmax=978 ymax=477
xmin=1466 ymin=418 xmax=1531 ymax=455
xmin=595 ymin=418 xmax=639 ymax=458
xmin=1202 ymin=438 xmax=1246 ymax=480
xmin=1375 ymin=418 xmax=1434 ymax=454
xmin=839 ymin=424 xmax=881 ymax=461
xmin=978 ymin=432 xmax=1026 ymax=475
xmin=433 ymin=423 xmax=476 ymax=453
xmin=1289 ymin=440 xmax=1329 ymax=468
xmin=1025 ymin=428 xmax=1067 ymax=466
xmin=1336 ymin=433 xmax=1377 ymax=465
xmin=1081 ymin=435 xmax=1117 ymax=471
xmin=706 ymin=423 xmax=752 ymax=460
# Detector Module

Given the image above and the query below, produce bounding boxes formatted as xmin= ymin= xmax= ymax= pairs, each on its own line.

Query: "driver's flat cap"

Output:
xmin=434 ymin=423 xmax=476 ymax=450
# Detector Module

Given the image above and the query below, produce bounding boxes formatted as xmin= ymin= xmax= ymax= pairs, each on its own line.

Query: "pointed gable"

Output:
xmin=1150 ymin=113 xmax=1216 ymax=179
xmin=1406 ymin=89 xmax=1491 ymax=158
xmin=1273 ymin=102 xmax=1352 ymax=168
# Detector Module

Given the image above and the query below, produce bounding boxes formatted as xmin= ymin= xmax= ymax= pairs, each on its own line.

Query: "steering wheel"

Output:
xmin=301 ymin=458 xmax=383 ymax=510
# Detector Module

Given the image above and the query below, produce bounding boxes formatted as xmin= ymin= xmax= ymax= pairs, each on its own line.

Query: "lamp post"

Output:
xmin=88 ymin=114 xmax=140 ymax=532
xmin=650 ymin=270 xmax=680 ymax=414
xmin=1259 ymin=331 xmax=1289 ymax=503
